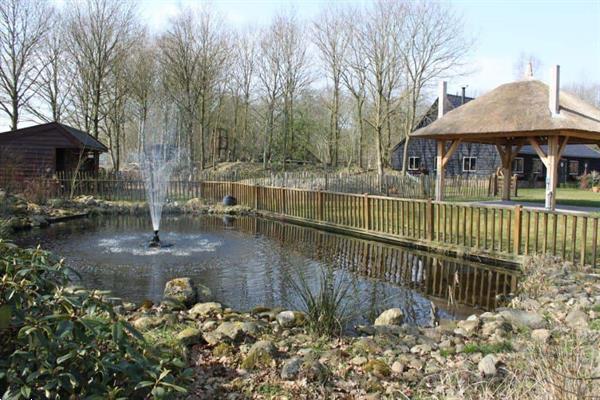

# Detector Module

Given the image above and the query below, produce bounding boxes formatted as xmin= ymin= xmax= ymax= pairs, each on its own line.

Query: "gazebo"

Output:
xmin=411 ymin=66 xmax=600 ymax=210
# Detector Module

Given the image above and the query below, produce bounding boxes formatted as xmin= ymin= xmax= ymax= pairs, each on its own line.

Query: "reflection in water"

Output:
xmin=14 ymin=215 xmax=518 ymax=328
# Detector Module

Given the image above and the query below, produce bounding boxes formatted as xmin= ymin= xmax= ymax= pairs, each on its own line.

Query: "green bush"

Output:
xmin=0 ymin=241 xmax=190 ymax=399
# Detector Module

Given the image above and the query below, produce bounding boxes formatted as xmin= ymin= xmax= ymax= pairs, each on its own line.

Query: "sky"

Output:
xmin=138 ymin=0 xmax=600 ymax=97
xmin=1 ymin=0 xmax=599 ymax=131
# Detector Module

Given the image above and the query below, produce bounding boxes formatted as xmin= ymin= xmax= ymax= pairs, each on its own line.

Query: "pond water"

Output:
xmin=14 ymin=215 xmax=519 ymax=329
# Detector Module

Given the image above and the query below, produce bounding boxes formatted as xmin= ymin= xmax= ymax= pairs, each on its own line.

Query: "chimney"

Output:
xmin=438 ymin=81 xmax=447 ymax=119
xmin=461 ymin=86 xmax=466 ymax=105
xmin=525 ymin=62 xmax=534 ymax=79
xmin=549 ymin=65 xmax=560 ymax=115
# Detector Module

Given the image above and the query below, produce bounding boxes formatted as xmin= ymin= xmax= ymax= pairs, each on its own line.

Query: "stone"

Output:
xmin=391 ymin=361 xmax=405 ymax=374
xmin=499 ymin=309 xmax=546 ymax=329
xmin=276 ymin=310 xmax=305 ymax=328
xmin=241 ymin=340 xmax=277 ymax=370
xmin=374 ymin=308 xmax=404 ymax=326
xmin=353 ymin=337 xmax=382 ymax=354
xmin=240 ymin=321 xmax=263 ymax=336
xmin=364 ymin=359 xmax=391 ymax=377
xmin=531 ymin=328 xmax=551 ymax=343
xmin=351 ymin=356 xmax=368 ymax=366
xmin=163 ymin=277 xmax=196 ymax=307
xmin=132 ymin=316 xmax=162 ymax=331
xmin=202 ymin=331 xmax=225 ymax=346
xmin=176 ymin=327 xmax=203 ymax=346
xmin=457 ymin=319 xmax=479 ymax=334
xmin=565 ymin=309 xmax=589 ymax=329
xmin=410 ymin=344 xmax=432 ymax=355
xmin=281 ymin=357 xmax=303 ymax=380
xmin=196 ymin=284 xmax=213 ymax=302
xmin=478 ymin=354 xmax=498 ymax=377
xmin=215 ymin=321 xmax=244 ymax=342
xmin=300 ymin=360 xmax=329 ymax=383
xmin=189 ymin=302 xmax=223 ymax=318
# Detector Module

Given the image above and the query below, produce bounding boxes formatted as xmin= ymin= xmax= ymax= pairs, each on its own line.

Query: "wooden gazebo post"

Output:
xmin=434 ymin=81 xmax=461 ymax=201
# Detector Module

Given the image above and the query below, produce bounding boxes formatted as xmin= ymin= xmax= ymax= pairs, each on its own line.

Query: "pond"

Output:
xmin=13 ymin=215 xmax=519 ymax=329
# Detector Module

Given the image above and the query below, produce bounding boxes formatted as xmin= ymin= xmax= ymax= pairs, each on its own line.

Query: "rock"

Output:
xmin=163 ymin=277 xmax=196 ymax=307
xmin=565 ymin=309 xmax=589 ymax=329
xmin=410 ymin=344 xmax=432 ymax=355
xmin=391 ymin=361 xmax=405 ymax=374
xmin=203 ymin=331 xmax=225 ymax=346
xmin=457 ymin=319 xmax=480 ymax=334
xmin=281 ymin=357 xmax=303 ymax=380
xmin=300 ymin=360 xmax=328 ymax=383
xmin=364 ymin=359 xmax=391 ymax=377
xmin=30 ymin=215 xmax=49 ymax=227
xmin=240 ymin=321 xmax=263 ymax=337
xmin=189 ymin=302 xmax=223 ymax=318
xmin=374 ymin=308 xmax=404 ymax=326
xmin=176 ymin=327 xmax=203 ymax=346
xmin=215 ymin=321 xmax=244 ymax=342
xmin=353 ymin=337 xmax=382 ymax=355
xmin=478 ymin=354 xmax=498 ymax=377
xmin=276 ymin=310 xmax=305 ymax=328
xmin=202 ymin=320 xmax=218 ymax=331
xmin=351 ymin=356 xmax=368 ymax=366
xmin=241 ymin=340 xmax=277 ymax=370
xmin=132 ymin=316 xmax=162 ymax=331
xmin=499 ymin=309 xmax=546 ymax=329
xmin=531 ymin=328 xmax=551 ymax=343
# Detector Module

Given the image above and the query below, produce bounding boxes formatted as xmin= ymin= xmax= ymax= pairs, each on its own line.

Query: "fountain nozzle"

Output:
xmin=149 ymin=230 xmax=160 ymax=248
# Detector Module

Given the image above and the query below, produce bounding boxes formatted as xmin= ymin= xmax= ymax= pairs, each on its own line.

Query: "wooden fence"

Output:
xmin=201 ymin=181 xmax=599 ymax=268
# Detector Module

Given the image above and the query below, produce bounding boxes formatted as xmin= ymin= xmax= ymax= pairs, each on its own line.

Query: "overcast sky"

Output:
xmin=2 ymin=0 xmax=599 ymax=131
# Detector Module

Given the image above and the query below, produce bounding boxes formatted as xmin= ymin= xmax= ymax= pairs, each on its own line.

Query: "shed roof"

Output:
xmin=411 ymin=80 xmax=600 ymax=145
xmin=0 ymin=122 xmax=108 ymax=152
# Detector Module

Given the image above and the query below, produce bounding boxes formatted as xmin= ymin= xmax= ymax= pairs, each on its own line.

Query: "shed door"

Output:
xmin=56 ymin=148 xmax=66 ymax=171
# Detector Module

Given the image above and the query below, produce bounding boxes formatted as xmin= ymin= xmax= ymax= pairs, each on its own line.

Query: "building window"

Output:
xmin=512 ymin=157 xmax=524 ymax=174
xmin=532 ymin=158 xmax=544 ymax=174
xmin=568 ymin=160 xmax=579 ymax=175
xmin=462 ymin=157 xmax=477 ymax=172
xmin=408 ymin=156 xmax=421 ymax=171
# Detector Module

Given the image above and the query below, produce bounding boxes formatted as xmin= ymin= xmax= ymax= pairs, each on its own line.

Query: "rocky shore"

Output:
xmin=126 ymin=258 xmax=599 ymax=399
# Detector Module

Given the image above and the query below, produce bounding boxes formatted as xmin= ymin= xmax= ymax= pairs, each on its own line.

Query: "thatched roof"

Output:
xmin=411 ymin=80 xmax=600 ymax=145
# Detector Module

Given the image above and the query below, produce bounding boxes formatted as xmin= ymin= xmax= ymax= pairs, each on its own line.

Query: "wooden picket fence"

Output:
xmin=201 ymin=181 xmax=599 ymax=268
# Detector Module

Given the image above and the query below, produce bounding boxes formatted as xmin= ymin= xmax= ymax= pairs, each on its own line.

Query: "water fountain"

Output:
xmin=139 ymin=113 xmax=182 ymax=248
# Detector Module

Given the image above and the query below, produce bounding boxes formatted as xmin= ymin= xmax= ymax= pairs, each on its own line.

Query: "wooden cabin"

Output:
xmin=0 ymin=122 xmax=108 ymax=180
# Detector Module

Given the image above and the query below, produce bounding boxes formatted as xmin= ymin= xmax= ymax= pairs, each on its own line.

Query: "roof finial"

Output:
xmin=525 ymin=61 xmax=534 ymax=79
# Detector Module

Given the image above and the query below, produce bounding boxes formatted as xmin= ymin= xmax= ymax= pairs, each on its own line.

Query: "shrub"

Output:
xmin=0 ymin=241 xmax=190 ymax=399
xmin=285 ymin=266 xmax=356 ymax=337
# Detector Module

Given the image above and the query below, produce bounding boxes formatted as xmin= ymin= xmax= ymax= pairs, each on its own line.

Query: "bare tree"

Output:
xmin=398 ymin=1 xmax=472 ymax=173
xmin=0 ymin=0 xmax=52 ymax=130
xmin=313 ymin=6 xmax=349 ymax=167
xmin=65 ymin=0 xmax=137 ymax=139
xmin=272 ymin=11 xmax=311 ymax=168
xmin=28 ymin=14 xmax=73 ymax=123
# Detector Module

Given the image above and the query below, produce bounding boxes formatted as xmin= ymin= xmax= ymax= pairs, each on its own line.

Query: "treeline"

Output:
xmin=0 ymin=0 xmax=471 ymax=173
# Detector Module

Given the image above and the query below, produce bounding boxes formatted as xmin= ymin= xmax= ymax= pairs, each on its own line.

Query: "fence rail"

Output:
xmin=200 ymin=181 xmax=599 ymax=268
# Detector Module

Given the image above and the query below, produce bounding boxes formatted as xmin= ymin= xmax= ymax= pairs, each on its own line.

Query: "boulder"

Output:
xmin=189 ymin=302 xmax=223 ymax=318
xmin=215 ymin=321 xmax=244 ymax=342
xmin=241 ymin=340 xmax=277 ymax=370
xmin=281 ymin=357 xmax=303 ymax=380
xmin=457 ymin=318 xmax=480 ymax=334
xmin=276 ymin=310 xmax=305 ymax=328
xmin=163 ymin=277 xmax=196 ymax=307
xmin=132 ymin=316 xmax=162 ymax=331
xmin=374 ymin=308 xmax=404 ymax=326
xmin=176 ymin=327 xmax=203 ymax=346
xmin=499 ymin=309 xmax=546 ymax=329
xmin=478 ymin=354 xmax=498 ymax=377
xmin=300 ymin=360 xmax=329 ymax=383
xmin=565 ymin=309 xmax=589 ymax=330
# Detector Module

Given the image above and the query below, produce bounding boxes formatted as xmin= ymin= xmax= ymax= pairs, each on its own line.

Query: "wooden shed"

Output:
xmin=0 ymin=122 xmax=108 ymax=180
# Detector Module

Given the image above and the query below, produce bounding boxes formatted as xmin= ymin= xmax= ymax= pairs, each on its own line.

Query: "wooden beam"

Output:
xmin=527 ymin=137 xmax=549 ymax=168
xmin=557 ymin=136 xmax=569 ymax=158
xmin=435 ymin=140 xmax=445 ymax=201
xmin=546 ymin=136 xmax=560 ymax=210
xmin=441 ymin=139 xmax=462 ymax=167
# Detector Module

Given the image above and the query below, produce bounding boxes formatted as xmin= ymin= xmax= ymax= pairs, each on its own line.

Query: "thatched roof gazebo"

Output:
xmin=411 ymin=66 xmax=600 ymax=210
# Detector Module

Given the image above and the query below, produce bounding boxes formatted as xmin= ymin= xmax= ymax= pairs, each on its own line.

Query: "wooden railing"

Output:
xmin=201 ymin=181 xmax=600 ymax=268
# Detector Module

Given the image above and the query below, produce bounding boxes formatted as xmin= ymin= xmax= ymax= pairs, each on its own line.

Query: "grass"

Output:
xmin=516 ymin=188 xmax=600 ymax=211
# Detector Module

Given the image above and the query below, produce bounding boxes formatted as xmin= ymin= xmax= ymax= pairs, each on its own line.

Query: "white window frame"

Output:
xmin=568 ymin=160 xmax=579 ymax=175
xmin=512 ymin=157 xmax=524 ymax=174
xmin=462 ymin=156 xmax=477 ymax=172
xmin=408 ymin=156 xmax=421 ymax=171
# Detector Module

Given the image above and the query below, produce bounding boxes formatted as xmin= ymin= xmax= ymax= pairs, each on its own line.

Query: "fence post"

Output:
xmin=513 ymin=175 xmax=518 ymax=197
xmin=363 ymin=193 xmax=370 ymax=230
xmin=254 ymin=185 xmax=259 ymax=209
xmin=200 ymin=181 xmax=205 ymax=200
xmin=513 ymin=205 xmax=522 ymax=255
xmin=427 ymin=199 xmax=434 ymax=240
xmin=317 ymin=190 xmax=324 ymax=221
